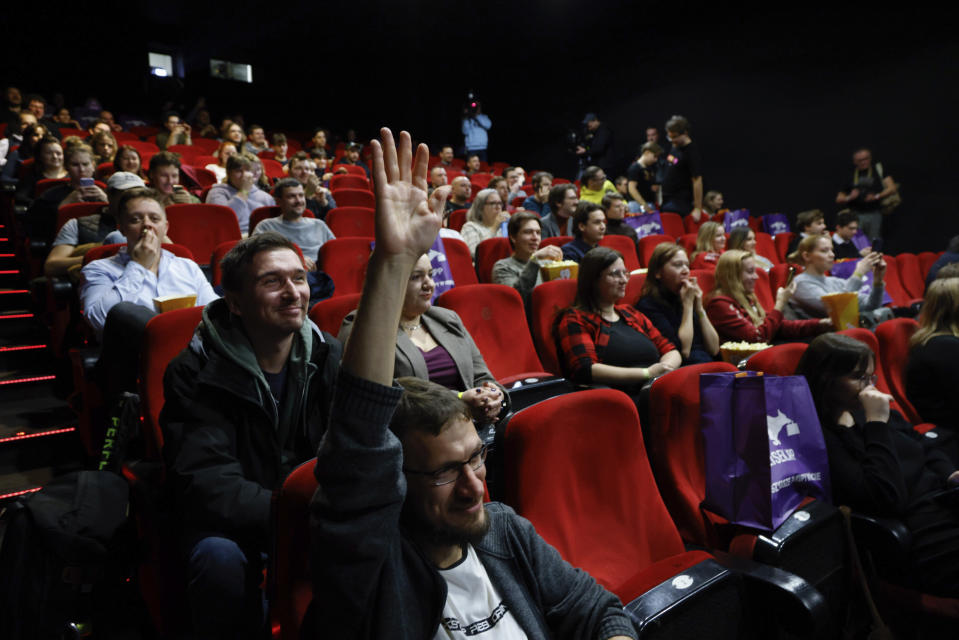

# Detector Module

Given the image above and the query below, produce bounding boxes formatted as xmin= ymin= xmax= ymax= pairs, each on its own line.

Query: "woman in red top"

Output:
xmin=690 ymin=221 xmax=726 ymax=270
xmin=555 ymin=246 xmax=680 ymax=391
xmin=705 ymin=249 xmax=829 ymax=343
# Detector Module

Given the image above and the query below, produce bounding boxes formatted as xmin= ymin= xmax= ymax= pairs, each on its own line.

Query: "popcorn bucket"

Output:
xmin=540 ymin=261 xmax=579 ymax=282
xmin=821 ymin=292 xmax=858 ymax=330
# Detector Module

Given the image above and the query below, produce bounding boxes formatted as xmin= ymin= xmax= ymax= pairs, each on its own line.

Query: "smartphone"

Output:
xmin=79 ymin=177 xmax=95 ymax=187
xmin=784 ymin=265 xmax=797 ymax=287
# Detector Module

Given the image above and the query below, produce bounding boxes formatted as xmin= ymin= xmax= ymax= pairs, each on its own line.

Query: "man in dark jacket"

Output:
xmin=161 ymin=232 xmax=341 ymax=638
xmin=308 ymin=128 xmax=635 ymax=639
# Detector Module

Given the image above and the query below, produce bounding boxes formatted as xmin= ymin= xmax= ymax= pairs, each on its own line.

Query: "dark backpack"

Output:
xmin=0 ymin=470 xmax=135 ymax=639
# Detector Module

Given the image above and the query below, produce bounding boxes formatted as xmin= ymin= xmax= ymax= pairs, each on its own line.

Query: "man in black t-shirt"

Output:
xmin=661 ymin=115 xmax=704 ymax=221
xmin=626 ymin=141 xmax=662 ymax=212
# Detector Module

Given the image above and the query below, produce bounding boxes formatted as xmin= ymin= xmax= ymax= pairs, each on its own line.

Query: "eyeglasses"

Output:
xmin=403 ymin=444 xmax=490 ymax=486
xmin=604 ymin=269 xmax=629 ymax=280
xmin=856 ymin=373 xmax=878 ymax=387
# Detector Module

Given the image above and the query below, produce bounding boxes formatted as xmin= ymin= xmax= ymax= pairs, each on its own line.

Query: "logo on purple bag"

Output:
xmin=767 ymin=410 xmax=799 ymax=446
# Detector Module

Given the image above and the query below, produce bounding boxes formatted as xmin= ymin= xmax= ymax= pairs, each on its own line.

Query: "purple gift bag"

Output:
xmin=624 ymin=211 xmax=664 ymax=238
xmin=762 ymin=213 xmax=791 ymax=237
xmin=723 ymin=209 xmax=750 ymax=233
xmin=851 ymin=229 xmax=872 ymax=252
xmin=427 ymin=235 xmax=456 ymax=302
xmin=830 ymin=259 xmax=893 ymax=306
xmin=700 ymin=371 xmax=831 ymax=532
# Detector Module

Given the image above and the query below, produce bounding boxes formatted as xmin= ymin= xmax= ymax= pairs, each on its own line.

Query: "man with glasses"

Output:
xmin=308 ymin=129 xmax=636 ymax=639
xmin=579 ymin=165 xmax=618 ymax=204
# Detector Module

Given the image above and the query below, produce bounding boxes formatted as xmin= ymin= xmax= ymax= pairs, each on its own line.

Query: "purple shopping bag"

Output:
xmin=762 ymin=213 xmax=791 ymax=237
xmin=723 ymin=209 xmax=750 ymax=233
xmin=851 ymin=228 xmax=872 ymax=252
xmin=830 ymin=259 xmax=893 ymax=306
xmin=700 ymin=371 xmax=831 ymax=532
xmin=624 ymin=211 xmax=664 ymax=238
xmin=427 ymin=234 xmax=456 ymax=302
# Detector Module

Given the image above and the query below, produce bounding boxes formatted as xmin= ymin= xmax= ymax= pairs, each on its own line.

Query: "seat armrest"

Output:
xmin=624 ymin=558 xmax=744 ymax=637
xmin=849 ymin=511 xmax=911 ymax=557
xmin=752 ymin=499 xmax=840 ymax=564
xmin=713 ymin=550 xmax=831 ymax=637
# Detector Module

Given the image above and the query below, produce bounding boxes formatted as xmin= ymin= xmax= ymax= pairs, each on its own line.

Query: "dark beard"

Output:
xmin=402 ymin=503 xmax=491 ymax=550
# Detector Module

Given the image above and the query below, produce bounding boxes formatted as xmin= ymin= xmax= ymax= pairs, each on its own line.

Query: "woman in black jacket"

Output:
xmin=797 ymin=333 xmax=959 ymax=596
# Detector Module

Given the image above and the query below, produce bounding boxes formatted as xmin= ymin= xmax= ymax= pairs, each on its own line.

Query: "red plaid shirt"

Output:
xmin=554 ymin=305 xmax=674 ymax=383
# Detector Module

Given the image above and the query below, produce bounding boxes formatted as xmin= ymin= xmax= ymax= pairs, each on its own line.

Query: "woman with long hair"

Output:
xmin=690 ymin=220 xmax=726 ymax=270
xmin=798 ymin=333 xmax=959 ymax=597
xmin=706 ymin=250 xmax=828 ymax=343
xmin=727 ymin=226 xmax=774 ymax=271
xmin=636 ymin=242 xmax=719 ymax=363
xmin=785 ymin=234 xmax=886 ymax=322
xmin=112 ymin=145 xmax=143 ymax=177
xmin=906 ymin=276 xmax=959 ymax=431
xmin=555 ymin=246 xmax=680 ymax=392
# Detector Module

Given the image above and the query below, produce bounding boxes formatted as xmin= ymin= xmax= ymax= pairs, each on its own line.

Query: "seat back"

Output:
xmin=318 ymin=238 xmax=373 ymax=297
xmin=504 ymin=389 xmax=686 ymax=599
xmin=754 ymin=232 xmax=780 ymax=265
xmin=330 ymin=188 xmax=374 ymax=208
xmin=690 ymin=269 xmax=716 ymax=296
xmin=775 ymin=232 xmax=796 ymax=263
xmin=895 ymin=253 xmax=925 ymax=299
xmin=529 ymin=279 xmax=577 ymax=376
xmin=683 ymin=214 xmax=705 ymax=234
xmin=308 ymin=293 xmax=362 ymax=338
xmin=918 ymin=251 xmax=940 ymax=281
xmin=56 ymin=202 xmax=106 ymax=232
xmin=164 ymin=203 xmax=242 ymax=265
xmin=331 ymin=164 xmax=366 ymax=176
xmin=436 ymin=284 xmax=547 ymax=383
xmin=541 ymin=235 xmax=571 ymax=249
xmin=329 ymin=174 xmax=370 ymax=191
xmin=475 ymin=237 xmax=512 ymax=283
xmin=599 ymin=234 xmax=640 ymax=271
xmin=447 ymin=208 xmax=468 ymax=232
xmin=442 ymin=237 xmax=479 ymax=286
xmin=260 ymin=158 xmax=285 ymax=181
xmin=678 ymin=232 xmax=697 ymax=255
xmin=325 ymin=207 xmax=375 ymax=238
xmin=271 ymin=458 xmax=317 ymax=640
xmin=754 ymin=267 xmax=775 ymax=312
xmin=836 ymin=328 xmax=893 ymax=396
xmin=744 ymin=343 xmax=808 ymax=376
xmin=875 ymin=318 xmax=923 ymax=424
xmin=35 ymin=177 xmax=70 ymax=197
xmin=210 ymin=240 xmax=240 ymax=286
xmin=647 ymin=362 xmax=738 ymax=545
xmin=768 ymin=263 xmax=802 ymax=294
xmin=881 ymin=254 xmax=912 ymax=307
xmin=140 ymin=306 xmax=205 ymax=459
xmin=658 ymin=212 xmax=685 ymax=239
xmin=624 ymin=272 xmax=647 ymax=307
xmin=638 ymin=234 xmax=674 ymax=267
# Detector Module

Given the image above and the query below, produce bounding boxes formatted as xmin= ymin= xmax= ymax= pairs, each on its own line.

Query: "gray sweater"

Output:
xmin=309 ymin=369 xmax=637 ymax=639
xmin=785 ymin=271 xmax=884 ymax=320
xmin=492 ymin=255 xmax=543 ymax=306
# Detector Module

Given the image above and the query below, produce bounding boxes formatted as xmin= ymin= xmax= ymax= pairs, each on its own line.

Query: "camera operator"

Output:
xmin=575 ymin=113 xmax=612 ymax=174
xmin=462 ymin=92 xmax=491 ymax=162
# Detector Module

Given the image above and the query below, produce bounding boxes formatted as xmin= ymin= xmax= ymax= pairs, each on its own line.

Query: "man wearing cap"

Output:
xmin=337 ymin=142 xmax=370 ymax=177
xmin=44 ymin=171 xmax=168 ymax=277
xmin=576 ymin=113 xmax=612 ymax=173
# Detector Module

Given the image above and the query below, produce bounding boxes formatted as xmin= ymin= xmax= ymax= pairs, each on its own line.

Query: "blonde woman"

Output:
xmin=461 ymin=187 xmax=509 ymax=256
xmin=906 ymin=276 xmax=959 ymax=429
xmin=689 ymin=220 xmax=725 ymax=270
xmin=705 ymin=249 xmax=828 ymax=343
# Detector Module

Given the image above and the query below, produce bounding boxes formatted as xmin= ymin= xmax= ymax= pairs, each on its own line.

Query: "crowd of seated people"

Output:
xmin=6 ymin=87 xmax=959 ymax=637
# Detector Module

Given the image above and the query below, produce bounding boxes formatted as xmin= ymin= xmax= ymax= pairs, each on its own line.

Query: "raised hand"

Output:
xmin=370 ymin=128 xmax=442 ymax=260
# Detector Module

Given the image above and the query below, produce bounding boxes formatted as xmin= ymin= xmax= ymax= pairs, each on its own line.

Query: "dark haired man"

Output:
xmin=337 ymin=142 xmax=370 ymax=177
xmin=149 ymin=151 xmax=199 ymax=206
xmin=156 ymin=111 xmax=192 ymax=150
xmin=438 ymin=145 xmax=455 ymax=167
xmin=244 ymin=124 xmax=269 ymax=154
xmin=522 ymin=171 xmax=553 ymax=217
xmin=661 ymin=114 xmax=704 ymax=221
xmin=540 ymin=183 xmax=579 ymax=238
xmin=626 ymin=141 xmax=662 ymax=212
xmin=576 ymin=112 xmax=612 ymax=172
xmin=602 ymin=192 xmax=638 ymax=246
xmin=832 ymin=210 xmax=869 ymax=260
xmin=308 ymin=128 xmax=635 ymax=639
xmin=162 ymin=231 xmax=341 ymax=638
xmin=562 ymin=201 xmax=606 ymax=262
xmin=24 ymin=93 xmax=60 ymax=139
xmin=253 ymin=178 xmax=335 ymax=269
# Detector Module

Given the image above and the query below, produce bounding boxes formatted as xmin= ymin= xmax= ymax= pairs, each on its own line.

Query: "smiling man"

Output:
xmin=161 ymin=231 xmax=341 ymax=638
xmin=309 ymin=128 xmax=635 ymax=640
xmin=253 ymin=178 xmax=335 ymax=269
